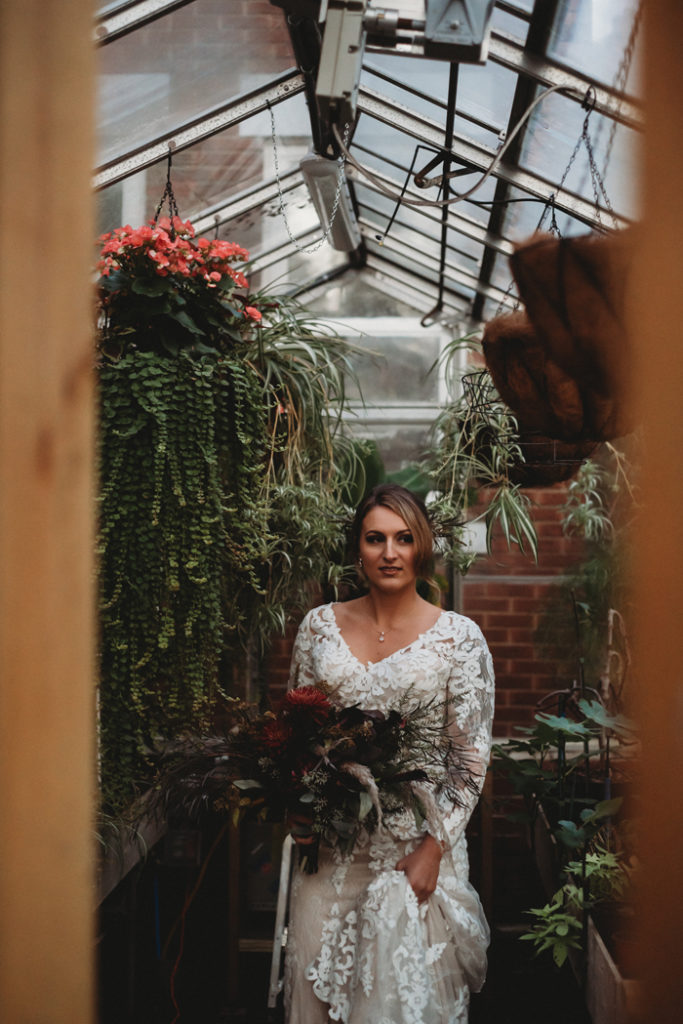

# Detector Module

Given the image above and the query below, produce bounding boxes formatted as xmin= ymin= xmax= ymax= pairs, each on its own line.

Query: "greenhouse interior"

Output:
xmin=1 ymin=0 xmax=683 ymax=1022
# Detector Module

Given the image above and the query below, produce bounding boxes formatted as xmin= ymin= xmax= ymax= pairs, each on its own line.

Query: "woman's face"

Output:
xmin=358 ymin=505 xmax=418 ymax=593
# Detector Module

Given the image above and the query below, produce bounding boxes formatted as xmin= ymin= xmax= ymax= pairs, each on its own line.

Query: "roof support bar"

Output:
xmin=95 ymin=0 xmax=197 ymax=45
xmin=355 ymin=85 xmax=630 ymax=231
xmin=93 ymin=71 xmax=305 ymax=189
xmin=472 ymin=0 xmax=562 ymax=322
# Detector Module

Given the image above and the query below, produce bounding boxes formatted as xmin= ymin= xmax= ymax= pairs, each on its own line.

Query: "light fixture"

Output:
xmin=300 ymin=150 xmax=362 ymax=252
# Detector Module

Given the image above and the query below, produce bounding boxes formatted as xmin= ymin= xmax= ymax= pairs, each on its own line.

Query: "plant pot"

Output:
xmin=586 ymin=914 xmax=642 ymax=1024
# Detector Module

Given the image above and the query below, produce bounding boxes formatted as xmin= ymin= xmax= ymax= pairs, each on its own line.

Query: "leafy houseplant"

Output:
xmin=493 ymin=696 xmax=637 ymax=971
xmin=96 ymin=217 xmax=358 ymax=813
xmin=424 ymin=335 xmax=539 ymax=575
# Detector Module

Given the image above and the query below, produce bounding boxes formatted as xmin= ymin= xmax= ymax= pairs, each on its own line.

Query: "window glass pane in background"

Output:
xmin=345 ymin=420 xmax=433 ymax=474
xmin=96 ymin=93 xmax=312 ymax=236
xmin=339 ymin=323 xmax=442 ymax=404
xmin=307 ymin=270 xmax=422 ymax=319
xmin=518 ymin=91 xmax=640 ymax=221
xmin=490 ymin=4 xmax=530 ymax=42
xmin=96 ymin=2 xmax=293 ymax=164
xmin=548 ymin=0 xmax=643 ymax=93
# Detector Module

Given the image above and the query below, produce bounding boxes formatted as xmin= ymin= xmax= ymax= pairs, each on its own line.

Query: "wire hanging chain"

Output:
xmin=154 ymin=149 xmax=180 ymax=237
xmin=601 ymin=0 xmax=644 ymax=178
xmin=268 ymin=104 xmax=351 ymax=254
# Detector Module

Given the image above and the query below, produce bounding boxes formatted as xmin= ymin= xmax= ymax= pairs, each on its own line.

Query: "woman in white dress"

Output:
xmin=284 ymin=484 xmax=494 ymax=1024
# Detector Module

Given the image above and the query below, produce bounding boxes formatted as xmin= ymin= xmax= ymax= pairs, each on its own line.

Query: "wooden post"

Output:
xmin=0 ymin=2 xmax=95 ymax=1022
xmin=630 ymin=2 xmax=683 ymax=1021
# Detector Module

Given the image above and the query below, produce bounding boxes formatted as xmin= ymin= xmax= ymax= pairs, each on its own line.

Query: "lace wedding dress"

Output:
xmin=284 ymin=603 xmax=495 ymax=1024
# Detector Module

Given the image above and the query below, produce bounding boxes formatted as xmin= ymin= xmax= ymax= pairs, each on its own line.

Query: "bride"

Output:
xmin=284 ymin=483 xmax=494 ymax=1024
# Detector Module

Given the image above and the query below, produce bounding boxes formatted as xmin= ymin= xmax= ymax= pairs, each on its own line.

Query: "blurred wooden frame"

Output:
xmin=0 ymin=1 xmax=96 ymax=1021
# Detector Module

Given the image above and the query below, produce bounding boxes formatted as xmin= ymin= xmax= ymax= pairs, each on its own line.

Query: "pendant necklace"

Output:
xmin=378 ymin=630 xmax=385 ymax=643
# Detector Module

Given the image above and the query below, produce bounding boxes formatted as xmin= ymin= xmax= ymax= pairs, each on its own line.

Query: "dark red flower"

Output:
xmin=262 ymin=720 xmax=293 ymax=754
xmin=281 ymin=685 xmax=332 ymax=726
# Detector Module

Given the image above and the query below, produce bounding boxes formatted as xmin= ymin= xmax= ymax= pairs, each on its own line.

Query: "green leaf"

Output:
xmin=131 ymin=277 xmax=173 ymax=297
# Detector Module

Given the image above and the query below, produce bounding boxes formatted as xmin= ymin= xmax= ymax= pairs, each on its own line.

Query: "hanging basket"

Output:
xmin=508 ymin=433 xmax=599 ymax=487
xmin=459 ymin=370 xmax=595 ymax=488
xmin=500 ymin=229 xmax=636 ymax=441
xmin=482 ymin=289 xmax=632 ymax=444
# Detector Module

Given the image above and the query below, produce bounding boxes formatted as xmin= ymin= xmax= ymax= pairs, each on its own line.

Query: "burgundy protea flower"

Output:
xmin=281 ymin=685 xmax=332 ymax=726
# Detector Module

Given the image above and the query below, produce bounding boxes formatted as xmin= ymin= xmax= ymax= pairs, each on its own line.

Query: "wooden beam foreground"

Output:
xmin=0 ymin=2 xmax=96 ymax=1021
xmin=630 ymin=2 xmax=683 ymax=1021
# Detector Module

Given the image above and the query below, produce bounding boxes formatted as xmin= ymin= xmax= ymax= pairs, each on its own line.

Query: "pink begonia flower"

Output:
xmin=245 ymin=306 xmax=262 ymax=321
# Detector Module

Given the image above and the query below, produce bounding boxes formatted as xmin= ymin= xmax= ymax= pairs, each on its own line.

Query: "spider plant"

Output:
xmin=425 ymin=333 xmax=538 ymax=572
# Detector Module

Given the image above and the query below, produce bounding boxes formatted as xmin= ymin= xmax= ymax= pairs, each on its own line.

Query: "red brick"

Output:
xmin=491 ymin=644 xmax=535 ymax=659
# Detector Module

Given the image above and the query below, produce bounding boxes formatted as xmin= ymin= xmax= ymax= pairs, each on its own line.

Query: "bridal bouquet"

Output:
xmin=153 ymin=684 xmax=477 ymax=872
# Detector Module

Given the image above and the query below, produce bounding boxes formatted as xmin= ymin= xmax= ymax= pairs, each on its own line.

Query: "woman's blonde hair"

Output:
xmin=350 ymin=484 xmax=435 ymax=581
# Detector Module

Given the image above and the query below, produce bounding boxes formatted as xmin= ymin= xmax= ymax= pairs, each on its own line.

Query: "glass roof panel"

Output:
xmin=489 ymin=5 xmax=530 ymax=42
xmin=307 ymin=270 xmax=423 ymax=319
xmin=96 ymin=92 xmax=312 ymax=235
xmin=98 ymin=0 xmax=131 ymax=12
xmin=548 ymin=0 xmax=643 ymax=90
xmin=361 ymin=56 xmax=515 ymax=145
xmin=517 ymin=90 xmax=640 ymax=221
xmin=350 ymin=113 xmax=499 ymax=225
xmin=96 ymin=2 xmax=294 ymax=164
xmin=249 ymin=246 xmax=348 ymax=295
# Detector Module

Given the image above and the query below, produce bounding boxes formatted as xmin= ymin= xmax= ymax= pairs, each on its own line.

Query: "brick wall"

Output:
xmin=462 ymin=483 xmax=585 ymax=737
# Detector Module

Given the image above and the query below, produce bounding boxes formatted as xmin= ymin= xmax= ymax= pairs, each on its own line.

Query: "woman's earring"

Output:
xmin=358 ymin=557 xmax=364 ymax=568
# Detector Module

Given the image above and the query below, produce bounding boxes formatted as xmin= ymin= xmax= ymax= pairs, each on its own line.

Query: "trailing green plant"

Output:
xmin=424 ymin=334 xmax=538 ymax=574
xmin=96 ymin=218 xmax=361 ymax=812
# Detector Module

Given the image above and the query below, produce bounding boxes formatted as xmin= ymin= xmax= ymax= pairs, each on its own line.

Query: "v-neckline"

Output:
xmin=327 ymin=604 xmax=447 ymax=667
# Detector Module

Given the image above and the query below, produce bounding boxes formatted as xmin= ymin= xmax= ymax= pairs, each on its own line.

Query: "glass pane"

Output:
xmin=456 ymin=61 xmax=517 ymax=139
xmin=97 ymin=0 xmax=131 ymax=13
xmin=548 ymin=0 xmax=643 ymax=92
xmin=342 ymin=324 xmax=442 ymax=404
xmin=345 ymin=420 xmax=433 ymax=474
xmin=351 ymin=112 xmax=499 ymax=227
xmin=518 ymin=90 xmax=640 ymax=220
xmin=307 ymin=270 xmax=422 ymax=319
xmin=360 ymin=57 xmax=511 ymax=144
xmin=490 ymin=5 xmax=530 ymax=43
xmin=96 ymin=2 xmax=294 ymax=164
xmin=249 ymin=246 xmax=347 ymax=296
xmin=96 ymin=93 xmax=312 ymax=236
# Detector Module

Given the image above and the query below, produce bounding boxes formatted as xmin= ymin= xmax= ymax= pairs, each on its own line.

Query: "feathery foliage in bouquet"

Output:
xmin=153 ymin=684 xmax=479 ymax=872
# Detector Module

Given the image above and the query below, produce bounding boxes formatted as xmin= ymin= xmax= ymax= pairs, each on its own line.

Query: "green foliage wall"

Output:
xmin=97 ymin=318 xmax=356 ymax=813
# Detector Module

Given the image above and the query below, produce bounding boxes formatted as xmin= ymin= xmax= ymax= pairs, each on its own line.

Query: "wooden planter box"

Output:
xmin=531 ymin=802 xmax=642 ymax=1024
xmin=586 ymin=914 xmax=642 ymax=1024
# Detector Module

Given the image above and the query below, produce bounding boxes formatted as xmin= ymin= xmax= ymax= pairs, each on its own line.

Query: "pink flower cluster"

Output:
xmin=97 ymin=216 xmax=262 ymax=321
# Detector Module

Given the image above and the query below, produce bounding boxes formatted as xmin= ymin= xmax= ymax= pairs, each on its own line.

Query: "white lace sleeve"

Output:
xmin=439 ymin=621 xmax=495 ymax=845
xmin=288 ymin=610 xmax=317 ymax=689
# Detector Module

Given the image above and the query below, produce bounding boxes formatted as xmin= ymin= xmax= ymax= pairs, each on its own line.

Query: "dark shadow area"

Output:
xmin=98 ymin=824 xmax=590 ymax=1024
